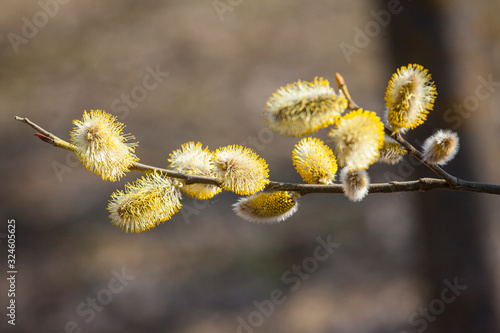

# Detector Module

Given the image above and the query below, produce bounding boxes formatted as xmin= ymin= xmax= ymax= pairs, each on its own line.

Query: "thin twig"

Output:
xmin=131 ymin=162 xmax=220 ymax=186
xmin=15 ymin=116 xmax=500 ymax=195
xmin=15 ymin=116 xmax=74 ymax=151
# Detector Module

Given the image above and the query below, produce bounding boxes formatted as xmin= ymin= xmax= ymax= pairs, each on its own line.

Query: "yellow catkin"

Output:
xmin=385 ymin=64 xmax=437 ymax=132
xmin=264 ymin=77 xmax=348 ymax=137
xmin=292 ymin=137 xmax=338 ymax=184
xmin=213 ymin=145 xmax=269 ymax=195
xmin=328 ymin=109 xmax=384 ymax=171
xmin=233 ymin=191 xmax=299 ymax=223
xmin=70 ymin=110 xmax=138 ymax=181
xmin=168 ymin=142 xmax=221 ymax=199
xmin=107 ymin=173 xmax=182 ymax=233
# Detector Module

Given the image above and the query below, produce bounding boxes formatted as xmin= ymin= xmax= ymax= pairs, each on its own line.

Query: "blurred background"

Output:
xmin=1 ymin=0 xmax=500 ymax=332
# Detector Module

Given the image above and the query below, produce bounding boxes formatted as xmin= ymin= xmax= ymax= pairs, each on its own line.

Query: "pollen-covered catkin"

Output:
xmin=233 ymin=191 xmax=299 ymax=223
xmin=328 ymin=109 xmax=384 ymax=171
xmin=385 ymin=64 xmax=437 ymax=132
xmin=264 ymin=77 xmax=348 ymax=137
xmin=70 ymin=110 xmax=138 ymax=181
xmin=107 ymin=172 xmax=182 ymax=233
xmin=213 ymin=145 xmax=269 ymax=195
xmin=168 ymin=142 xmax=221 ymax=199
xmin=292 ymin=137 xmax=338 ymax=184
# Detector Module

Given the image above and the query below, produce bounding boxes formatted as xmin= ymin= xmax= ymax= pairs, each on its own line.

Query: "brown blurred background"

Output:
xmin=1 ymin=1 xmax=500 ymax=332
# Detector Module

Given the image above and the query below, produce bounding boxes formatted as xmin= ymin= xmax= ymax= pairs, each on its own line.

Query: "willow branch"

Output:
xmin=130 ymin=162 xmax=500 ymax=195
xmin=14 ymin=116 xmax=74 ymax=150
xmin=15 ymin=116 xmax=500 ymax=196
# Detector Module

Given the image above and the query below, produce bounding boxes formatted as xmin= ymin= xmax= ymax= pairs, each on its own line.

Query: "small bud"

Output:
xmin=340 ymin=168 xmax=370 ymax=202
xmin=263 ymin=77 xmax=348 ymax=137
xmin=328 ymin=109 xmax=385 ymax=170
xmin=292 ymin=137 xmax=338 ymax=184
xmin=422 ymin=129 xmax=459 ymax=165
xmin=70 ymin=110 xmax=138 ymax=181
xmin=34 ymin=133 xmax=53 ymax=144
xmin=378 ymin=135 xmax=407 ymax=165
xmin=385 ymin=64 xmax=437 ymax=132
xmin=168 ymin=142 xmax=221 ymax=199
xmin=213 ymin=145 xmax=269 ymax=195
xmin=233 ymin=191 xmax=299 ymax=223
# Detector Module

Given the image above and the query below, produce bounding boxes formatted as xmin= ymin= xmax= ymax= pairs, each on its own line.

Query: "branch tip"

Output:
xmin=335 ymin=73 xmax=359 ymax=110
xmin=335 ymin=73 xmax=345 ymax=88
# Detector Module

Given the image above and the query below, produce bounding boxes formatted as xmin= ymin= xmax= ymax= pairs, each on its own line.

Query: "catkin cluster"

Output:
xmin=264 ymin=65 xmax=459 ymax=202
xmin=65 ymin=64 xmax=459 ymax=232
xmin=68 ymin=110 xmax=275 ymax=231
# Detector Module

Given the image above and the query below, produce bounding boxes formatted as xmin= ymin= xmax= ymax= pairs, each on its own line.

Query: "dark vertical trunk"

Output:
xmin=384 ymin=0 xmax=497 ymax=332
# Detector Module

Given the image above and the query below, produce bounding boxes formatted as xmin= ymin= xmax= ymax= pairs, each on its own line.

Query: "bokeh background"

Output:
xmin=1 ymin=1 xmax=500 ymax=332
